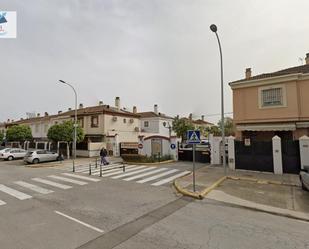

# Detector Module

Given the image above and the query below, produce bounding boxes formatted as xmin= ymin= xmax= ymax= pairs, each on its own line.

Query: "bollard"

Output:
xmin=95 ymin=158 xmax=98 ymax=169
xmin=100 ymin=163 xmax=102 ymax=177
xmin=123 ymin=161 xmax=125 ymax=172
xmin=89 ymin=163 xmax=91 ymax=175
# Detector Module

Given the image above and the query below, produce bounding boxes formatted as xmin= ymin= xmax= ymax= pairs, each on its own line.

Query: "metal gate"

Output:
xmin=235 ymin=140 xmax=273 ymax=172
xmin=281 ymin=140 xmax=300 ymax=174
xmin=178 ymin=149 xmax=210 ymax=163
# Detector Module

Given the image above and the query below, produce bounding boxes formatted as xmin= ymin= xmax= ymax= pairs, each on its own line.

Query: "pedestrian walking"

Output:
xmin=100 ymin=147 xmax=109 ymax=165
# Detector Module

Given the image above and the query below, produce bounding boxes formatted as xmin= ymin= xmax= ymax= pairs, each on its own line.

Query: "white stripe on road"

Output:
xmin=112 ymin=167 xmax=156 ymax=179
xmin=102 ymin=166 xmax=145 ymax=177
xmin=136 ymin=169 xmax=179 ymax=183
xmin=32 ymin=178 xmax=72 ymax=189
xmin=48 ymin=175 xmax=88 ymax=185
xmin=0 ymin=184 xmax=32 ymax=200
xmin=62 ymin=173 xmax=100 ymax=182
xmin=0 ymin=200 xmax=6 ymax=205
xmin=123 ymin=168 xmax=168 ymax=181
xmin=151 ymin=171 xmax=191 ymax=186
xmin=14 ymin=181 xmax=54 ymax=194
xmin=54 ymin=211 xmax=104 ymax=233
xmin=89 ymin=165 xmax=136 ymax=176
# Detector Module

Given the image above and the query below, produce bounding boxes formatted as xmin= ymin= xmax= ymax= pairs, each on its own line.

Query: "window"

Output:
xmin=91 ymin=115 xmax=99 ymax=128
xmin=44 ymin=124 xmax=48 ymax=133
xmin=35 ymin=124 xmax=39 ymax=133
xmin=261 ymin=88 xmax=283 ymax=107
xmin=144 ymin=121 xmax=149 ymax=127
xmin=78 ymin=117 xmax=84 ymax=128
xmin=123 ymin=118 xmax=126 ymax=124
xmin=259 ymin=85 xmax=286 ymax=108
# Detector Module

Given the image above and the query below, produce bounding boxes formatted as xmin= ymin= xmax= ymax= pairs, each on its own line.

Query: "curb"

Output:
xmin=173 ymin=174 xmax=227 ymax=200
xmin=227 ymin=176 xmax=299 ymax=187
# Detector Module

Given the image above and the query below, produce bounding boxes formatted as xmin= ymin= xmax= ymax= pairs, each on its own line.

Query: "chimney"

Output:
xmin=115 ymin=97 xmax=120 ymax=110
xmin=189 ymin=113 xmax=192 ymax=121
xmin=44 ymin=112 xmax=48 ymax=116
xmin=58 ymin=111 xmax=62 ymax=114
xmin=37 ymin=113 xmax=40 ymax=117
xmin=201 ymin=115 xmax=205 ymax=121
xmin=99 ymin=101 xmax=103 ymax=106
xmin=68 ymin=108 xmax=72 ymax=111
xmin=7 ymin=119 xmax=10 ymax=123
xmin=79 ymin=103 xmax=83 ymax=109
xmin=154 ymin=104 xmax=158 ymax=114
xmin=245 ymin=68 xmax=251 ymax=79
xmin=133 ymin=106 xmax=137 ymax=114
xmin=306 ymin=53 xmax=309 ymax=65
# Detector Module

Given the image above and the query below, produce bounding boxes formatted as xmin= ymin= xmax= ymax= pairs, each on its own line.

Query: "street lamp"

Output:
xmin=163 ymin=121 xmax=172 ymax=138
xmin=58 ymin=80 xmax=77 ymax=172
xmin=210 ymin=24 xmax=226 ymax=175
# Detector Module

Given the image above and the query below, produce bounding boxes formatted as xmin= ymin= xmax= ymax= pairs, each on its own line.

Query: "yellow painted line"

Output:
xmin=199 ymin=176 xmax=227 ymax=197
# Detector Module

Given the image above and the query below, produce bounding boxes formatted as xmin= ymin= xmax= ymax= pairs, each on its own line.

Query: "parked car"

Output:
xmin=24 ymin=150 xmax=59 ymax=164
xmin=300 ymin=166 xmax=309 ymax=191
xmin=0 ymin=148 xmax=27 ymax=160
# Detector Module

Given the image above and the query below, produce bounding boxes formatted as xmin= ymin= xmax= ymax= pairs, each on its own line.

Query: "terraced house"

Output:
xmin=4 ymin=97 xmax=140 ymax=157
xmin=230 ymin=53 xmax=309 ymax=142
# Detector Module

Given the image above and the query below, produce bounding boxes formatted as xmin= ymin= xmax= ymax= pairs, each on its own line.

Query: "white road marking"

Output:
xmin=151 ymin=171 xmax=191 ymax=186
xmin=102 ymin=166 xmax=145 ymax=177
xmin=62 ymin=173 xmax=100 ymax=182
xmin=90 ymin=165 xmax=136 ymax=176
xmin=54 ymin=210 xmax=104 ymax=233
xmin=136 ymin=169 xmax=179 ymax=183
xmin=48 ymin=175 xmax=88 ymax=185
xmin=0 ymin=200 xmax=6 ymax=205
xmin=0 ymin=184 xmax=32 ymax=200
xmin=112 ymin=167 xmax=156 ymax=179
xmin=32 ymin=178 xmax=72 ymax=189
xmin=123 ymin=168 xmax=168 ymax=181
xmin=14 ymin=181 xmax=54 ymax=194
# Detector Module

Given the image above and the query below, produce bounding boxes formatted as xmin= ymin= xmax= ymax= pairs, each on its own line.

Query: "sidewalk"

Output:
xmin=175 ymin=165 xmax=309 ymax=221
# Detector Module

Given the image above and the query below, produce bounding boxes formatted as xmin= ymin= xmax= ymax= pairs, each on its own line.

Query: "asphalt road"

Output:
xmin=0 ymin=159 xmax=308 ymax=249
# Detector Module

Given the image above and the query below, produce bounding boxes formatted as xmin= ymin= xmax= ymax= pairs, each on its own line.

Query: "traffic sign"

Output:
xmin=170 ymin=143 xmax=176 ymax=150
xmin=187 ymin=130 xmax=201 ymax=144
xmin=138 ymin=144 xmax=143 ymax=149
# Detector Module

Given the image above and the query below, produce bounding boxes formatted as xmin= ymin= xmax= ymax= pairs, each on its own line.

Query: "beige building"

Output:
xmin=230 ymin=52 xmax=309 ymax=141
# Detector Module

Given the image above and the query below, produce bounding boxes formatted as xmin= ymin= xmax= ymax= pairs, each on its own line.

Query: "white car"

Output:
xmin=0 ymin=148 xmax=27 ymax=160
xmin=24 ymin=150 xmax=60 ymax=164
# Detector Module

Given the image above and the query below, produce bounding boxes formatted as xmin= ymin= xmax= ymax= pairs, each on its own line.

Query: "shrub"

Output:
xmin=121 ymin=154 xmax=172 ymax=163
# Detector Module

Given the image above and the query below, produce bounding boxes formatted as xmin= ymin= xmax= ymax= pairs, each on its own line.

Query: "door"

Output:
xmin=281 ymin=140 xmax=301 ymax=174
xmin=151 ymin=139 xmax=162 ymax=156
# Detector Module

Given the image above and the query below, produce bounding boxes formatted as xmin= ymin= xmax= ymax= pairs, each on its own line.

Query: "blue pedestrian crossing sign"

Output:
xmin=187 ymin=130 xmax=201 ymax=144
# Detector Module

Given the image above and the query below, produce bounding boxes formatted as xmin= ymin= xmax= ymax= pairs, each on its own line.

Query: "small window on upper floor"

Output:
xmin=78 ymin=117 xmax=84 ymax=128
xmin=123 ymin=118 xmax=126 ymax=124
xmin=261 ymin=88 xmax=283 ymax=107
xmin=35 ymin=124 xmax=39 ymax=133
xmin=259 ymin=85 xmax=286 ymax=109
xmin=144 ymin=121 xmax=149 ymax=127
xmin=91 ymin=115 xmax=99 ymax=128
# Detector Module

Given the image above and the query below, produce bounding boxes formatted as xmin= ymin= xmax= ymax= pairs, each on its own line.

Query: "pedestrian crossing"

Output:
xmin=0 ymin=164 xmax=190 ymax=208
xmin=68 ymin=164 xmax=190 ymax=187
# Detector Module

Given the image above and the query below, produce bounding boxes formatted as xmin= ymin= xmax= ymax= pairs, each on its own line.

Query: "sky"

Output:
xmin=0 ymin=0 xmax=309 ymax=124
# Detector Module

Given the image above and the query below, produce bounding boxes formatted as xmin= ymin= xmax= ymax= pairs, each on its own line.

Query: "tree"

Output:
xmin=172 ymin=116 xmax=194 ymax=142
xmin=47 ymin=120 xmax=84 ymax=143
xmin=6 ymin=125 xmax=32 ymax=143
xmin=0 ymin=131 xmax=4 ymax=142
xmin=217 ymin=117 xmax=235 ymax=136
xmin=206 ymin=125 xmax=221 ymax=136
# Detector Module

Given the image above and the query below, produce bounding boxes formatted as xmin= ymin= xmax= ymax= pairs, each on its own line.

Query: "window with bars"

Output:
xmin=261 ymin=88 xmax=283 ymax=107
xmin=91 ymin=115 xmax=99 ymax=128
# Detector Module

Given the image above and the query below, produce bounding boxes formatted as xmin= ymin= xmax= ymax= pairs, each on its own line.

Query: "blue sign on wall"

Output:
xmin=187 ymin=130 xmax=201 ymax=144
xmin=170 ymin=143 xmax=176 ymax=150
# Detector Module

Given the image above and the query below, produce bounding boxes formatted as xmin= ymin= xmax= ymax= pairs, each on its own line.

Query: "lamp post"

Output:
xmin=58 ymin=80 xmax=77 ymax=172
xmin=210 ymin=24 xmax=226 ymax=175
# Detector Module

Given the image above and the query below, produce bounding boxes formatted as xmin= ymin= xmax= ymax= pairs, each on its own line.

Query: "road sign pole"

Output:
xmin=193 ymin=143 xmax=196 ymax=192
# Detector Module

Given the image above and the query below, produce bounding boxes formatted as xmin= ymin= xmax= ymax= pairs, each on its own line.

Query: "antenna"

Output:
xmin=299 ymin=57 xmax=304 ymax=65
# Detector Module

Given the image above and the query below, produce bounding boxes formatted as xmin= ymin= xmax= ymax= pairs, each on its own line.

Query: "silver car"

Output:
xmin=24 ymin=150 xmax=59 ymax=164
xmin=0 ymin=148 xmax=27 ymax=160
